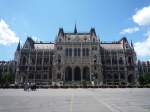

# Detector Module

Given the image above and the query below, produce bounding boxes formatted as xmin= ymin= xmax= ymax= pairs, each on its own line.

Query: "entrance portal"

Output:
xmin=83 ymin=67 xmax=90 ymax=81
xmin=65 ymin=67 xmax=72 ymax=81
xmin=74 ymin=67 xmax=81 ymax=81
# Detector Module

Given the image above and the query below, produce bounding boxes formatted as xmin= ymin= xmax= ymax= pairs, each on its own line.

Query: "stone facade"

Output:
xmin=15 ymin=27 xmax=138 ymax=85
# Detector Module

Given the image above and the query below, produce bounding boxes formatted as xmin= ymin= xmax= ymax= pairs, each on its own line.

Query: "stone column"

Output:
xmin=72 ymin=67 xmax=74 ymax=81
xmin=35 ymin=50 xmax=38 ymax=82
xmin=90 ymin=67 xmax=92 ymax=82
xmin=81 ymin=43 xmax=82 ymax=63
xmin=81 ymin=67 xmax=83 ymax=82
xmin=119 ymin=72 xmax=121 ymax=85
xmin=63 ymin=71 xmax=65 ymax=82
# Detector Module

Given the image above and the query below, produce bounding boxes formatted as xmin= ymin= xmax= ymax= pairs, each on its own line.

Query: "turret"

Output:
xmin=90 ymin=28 xmax=96 ymax=36
xmin=17 ymin=40 xmax=20 ymax=51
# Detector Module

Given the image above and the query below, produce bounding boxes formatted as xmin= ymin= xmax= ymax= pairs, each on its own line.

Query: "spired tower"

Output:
xmin=53 ymin=25 xmax=103 ymax=85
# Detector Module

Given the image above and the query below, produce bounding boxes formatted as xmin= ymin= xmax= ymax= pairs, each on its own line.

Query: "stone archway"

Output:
xmin=83 ymin=66 xmax=90 ymax=81
xmin=74 ymin=67 xmax=81 ymax=81
xmin=65 ymin=67 xmax=72 ymax=81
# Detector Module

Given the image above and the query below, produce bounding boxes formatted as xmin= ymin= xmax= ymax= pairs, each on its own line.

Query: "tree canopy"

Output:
xmin=139 ymin=72 xmax=150 ymax=85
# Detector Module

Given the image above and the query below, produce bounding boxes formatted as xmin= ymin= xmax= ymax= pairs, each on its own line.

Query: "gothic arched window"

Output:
xmin=58 ymin=55 xmax=61 ymax=63
xmin=74 ymin=48 xmax=77 ymax=56
xmin=94 ymin=55 xmax=97 ymax=63
xmin=93 ymin=38 xmax=95 ymax=42
xmin=83 ymin=48 xmax=86 ymax=56
xmin=119 ymin=57 xmax=123 ymax=64
xmin=22 ymin=56 xmax=26 ymax=65
xmin=69 ymin=48 xmax=72 ymax=56
xmin=128 ymin=57 xmax=132 ymax=64
xmin=86 ymin=48 xmax=89 ymax=56
xmin=65 ymin=48 xmax=68 ymax=56
xmin=78 ymin=48 xmax=80 ymax=56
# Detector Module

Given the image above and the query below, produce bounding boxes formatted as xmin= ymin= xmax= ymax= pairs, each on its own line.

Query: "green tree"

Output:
xmin=1 ymin=71 xmax=15 ymax=87
xmin=139 ymin=72 xmax=150 ymax=85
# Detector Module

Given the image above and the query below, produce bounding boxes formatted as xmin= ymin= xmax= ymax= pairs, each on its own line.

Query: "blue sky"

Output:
xmin=0 ymin=0 xmax=150 ymax=61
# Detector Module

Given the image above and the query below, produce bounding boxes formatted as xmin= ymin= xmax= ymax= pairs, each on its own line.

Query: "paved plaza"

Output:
xmin=0 ymin=88 xmax=150 ymax=112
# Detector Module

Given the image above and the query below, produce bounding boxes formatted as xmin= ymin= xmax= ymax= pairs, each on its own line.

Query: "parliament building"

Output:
xmin=15 ymin=26 xmax=138 ymax=86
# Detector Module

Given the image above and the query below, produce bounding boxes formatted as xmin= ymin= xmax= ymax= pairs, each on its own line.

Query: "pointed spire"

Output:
xmin=74 ymin=24 xmax=77 ymax=33
xmin=130 ymin=40 xmax=135 ymax=50
xmin=58 ymin=28 xmax=64 ymax=36
xmin=131 ymin=40 xmax=133 ymax=47
xmin=17 ymin=40 xmax=20 ymax=51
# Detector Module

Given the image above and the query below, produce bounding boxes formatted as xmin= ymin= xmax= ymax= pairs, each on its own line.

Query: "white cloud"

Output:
xmin=0 ymin=19 xmax=19 ymax=45
xmin=120 ymin=27 xmax=139 ymax=34
xmin=132 ymin=5 xmax=150 ymax=26
xmin=134 ymin=31 xmax=150 ymax=57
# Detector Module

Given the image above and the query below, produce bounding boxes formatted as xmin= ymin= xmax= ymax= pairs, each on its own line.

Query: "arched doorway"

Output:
xmin=65 ymin=67 xmax=72 ymax=81
xmin=83 ymin=67 xmax=90 ymax=81
xmin=74 ymin=67 xmax=81 ymax=81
